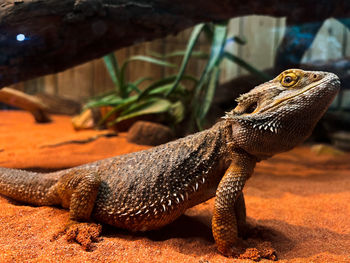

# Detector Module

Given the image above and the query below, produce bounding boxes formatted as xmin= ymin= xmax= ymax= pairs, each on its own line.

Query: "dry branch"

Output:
xmin=0 ymin=88 xmax=51 ymax=122
xmin=0 ymin=0 xmax=349 ymax=88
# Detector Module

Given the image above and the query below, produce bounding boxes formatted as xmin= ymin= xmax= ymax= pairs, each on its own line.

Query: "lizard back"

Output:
xmin=82 ymin=121 xmax=230 ymax=230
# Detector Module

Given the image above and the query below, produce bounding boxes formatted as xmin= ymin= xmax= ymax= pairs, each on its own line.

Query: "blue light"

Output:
xmin=16 ymin=34 xmax=25 ymax=42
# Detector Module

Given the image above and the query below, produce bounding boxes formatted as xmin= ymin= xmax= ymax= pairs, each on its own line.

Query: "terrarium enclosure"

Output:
xmin=4 ymin=16 xmax=350 ymax=136
xmin=7 ymin=17 xmax=350 ymax=101
xmin=9 ymin=17 xmax=349 ymax=100
xmin=0 ymin=2 xmax=350 ymax=262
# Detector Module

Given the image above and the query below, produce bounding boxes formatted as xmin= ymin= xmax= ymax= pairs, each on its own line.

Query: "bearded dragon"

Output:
xmin=0 ymin=69 xmax=340 ymax=256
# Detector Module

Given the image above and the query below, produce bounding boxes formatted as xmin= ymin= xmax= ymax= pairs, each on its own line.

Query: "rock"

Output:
xmin=310 ymin=144 xmax=345 ymax=156
xmin=71 ymin=108 xmax=100 ymax=130
xmin=127 ymin=121 xmax=175 ymax=146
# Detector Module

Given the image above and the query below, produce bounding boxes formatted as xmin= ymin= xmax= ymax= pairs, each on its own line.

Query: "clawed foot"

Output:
xmin=52 ymin=220 xmax=102 ymax=251
xmin=218 ymin=241 xmax=277 ymax=261
xmin=238 ymin=243 xmax=278 ymax=261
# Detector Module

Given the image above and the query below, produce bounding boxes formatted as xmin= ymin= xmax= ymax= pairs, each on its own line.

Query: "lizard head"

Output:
xmin=225 ymin=69 xmax=340 ymax=159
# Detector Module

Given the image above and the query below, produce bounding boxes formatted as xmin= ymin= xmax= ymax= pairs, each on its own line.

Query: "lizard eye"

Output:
xmin=284 ymin=76 xmax=292 ymax=83
xmin=281 ymin=73 xmax=298 ymax=87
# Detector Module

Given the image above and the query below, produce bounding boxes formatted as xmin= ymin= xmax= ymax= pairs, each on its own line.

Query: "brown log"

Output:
xmin=0 ymin=88 xmax=51 ymax=122
xmin=0 ymin=0 xmax=349 ymax=88
xmin=36 ymin=93 xmax=82 ymax=116
xmin=0 ymin=88 xmax=82 ymax=122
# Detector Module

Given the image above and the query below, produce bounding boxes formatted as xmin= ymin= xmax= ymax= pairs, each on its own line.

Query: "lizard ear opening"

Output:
xmin=245 ymin=101 xmax=258 ymax=114
xmin=231 ymin=101 xmax=258 ymax=116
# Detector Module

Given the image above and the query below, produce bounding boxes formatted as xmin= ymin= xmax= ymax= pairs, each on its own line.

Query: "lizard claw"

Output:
xmin=51 ymin=220 xmax=102 ymax=251
xmin=238 ymin=246 xmax=278 ymax=261
xmin=218 ymin=241 xmax=277 ymax=261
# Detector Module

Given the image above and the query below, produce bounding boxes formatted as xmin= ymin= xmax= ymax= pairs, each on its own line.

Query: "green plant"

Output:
xmin=87 ymin=21 xmax=270 ymax=132
xmin=85 ymin=54 xmax=196 ymax=128
xmin=163 ymin=21 xmax=271 ymax=130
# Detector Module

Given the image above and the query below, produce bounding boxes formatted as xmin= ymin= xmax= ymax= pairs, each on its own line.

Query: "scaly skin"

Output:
xmin=0 ymin=69 xmax=340 ymax=255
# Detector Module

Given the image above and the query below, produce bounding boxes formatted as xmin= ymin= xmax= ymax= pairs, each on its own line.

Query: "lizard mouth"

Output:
xmin=258 ymin=76 xmax=338 ymax=114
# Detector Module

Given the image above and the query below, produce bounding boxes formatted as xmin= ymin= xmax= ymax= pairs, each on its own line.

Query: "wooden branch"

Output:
xmin=0 ymin=0 xmax=349 ymax=88
xmin=0 ymin=88 xmax=51 ymax=123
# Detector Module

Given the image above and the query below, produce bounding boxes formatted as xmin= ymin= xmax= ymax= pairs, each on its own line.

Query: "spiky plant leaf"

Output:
xmin=110 ymin=98 xmax=172 ymax=124
xmin=223 ymin=51 xmax=271 ymax=81
xmin=198 ymin=66 xmax=220 ymax=122
xmin=103 ymin=53 xmax=122 ymax=94
xmin=166 ymin=23 xmax=206 ymax=97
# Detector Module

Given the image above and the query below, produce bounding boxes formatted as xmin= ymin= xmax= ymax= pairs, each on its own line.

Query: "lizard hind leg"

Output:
xmin=54 ymin=169 xmax=102 ymax=221
xmin=53 ymin=170 xmax=103 ymax=250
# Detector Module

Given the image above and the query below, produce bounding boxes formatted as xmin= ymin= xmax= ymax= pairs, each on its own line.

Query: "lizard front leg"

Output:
xmin=235 ymin=192 xmax=247 ymax=238
xmin=212 ymin=153 xmax=255 ymax=256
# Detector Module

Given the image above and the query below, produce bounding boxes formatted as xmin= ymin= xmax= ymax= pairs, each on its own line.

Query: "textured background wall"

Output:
xmin=8 ymin=16 xmax=350 ymax=109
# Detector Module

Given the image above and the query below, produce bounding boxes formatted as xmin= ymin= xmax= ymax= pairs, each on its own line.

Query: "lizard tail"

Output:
xmin=0 ymin=167 xmax=60 ymax=206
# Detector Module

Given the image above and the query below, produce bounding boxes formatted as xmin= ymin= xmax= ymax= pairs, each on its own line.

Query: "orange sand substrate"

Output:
xmin=0 ymin=111 xmax=350 ymax=262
